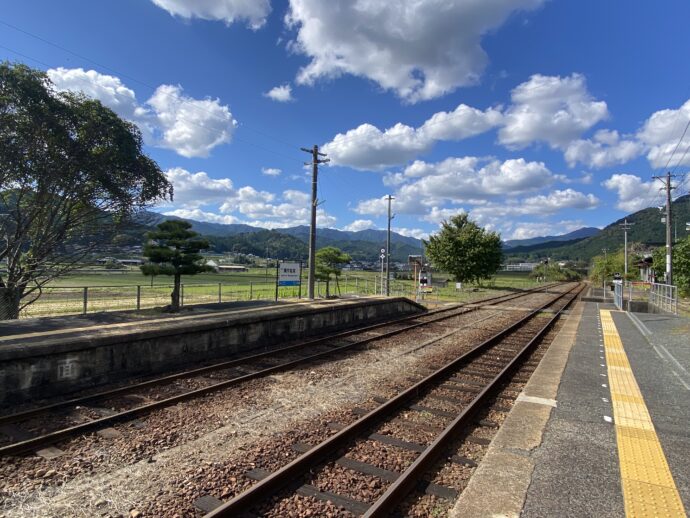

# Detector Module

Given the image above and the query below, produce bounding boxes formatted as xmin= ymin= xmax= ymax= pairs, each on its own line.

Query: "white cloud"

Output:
xmin=262 ymin=167 xmax=282 ymax=176
xmin=422 ymin=206 xmax=466 ymax=224
xmin=163 ymin=208 xmax=240 ymax=225
xmin=148 ymin=84 xmax=237 ymax=158
xmin=602 ymin=173 xmax=661 ymax=212
xmin=264 ymin=84 xmax=294 ymax=102
xmin=323 ymin=104 xmax=502 ymax=170
xmin=418 ymin=104 xmax=503 ymax=141
xmin=164 ymin=168 xmax=235 ymax=208
xmin=393 ymin=227 xmax=429 ymax=240
xmin=47 ymin=67 xmax=155 ymax=139
xmin=402 ymin=157 xmax=554 ymax=201
xmin=343 ymin=219 xmax=376 ymax=232
xmin=638 ymin=99 xmax=690 ymax=168
xmin=565 ymin=130 xmax=644 ymax=168
xmin=470 ymin=188 xmax=599 ymax=218
xmin=48 ymin=67 xmax=236 ymax=158
xmin=150 ymin=0 xmax=271 ymax=29
xmin=286 ymin=0 xmax=545 ymax=103
xmin=499 ymin=73 xmax=608 ymax=150
xmin=324 ymin=122 xmax=430 ymax=171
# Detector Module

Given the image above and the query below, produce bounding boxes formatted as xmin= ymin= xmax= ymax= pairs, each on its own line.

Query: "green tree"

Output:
xmin=0 ymin=62 xmax=171 ymax=319
xmin=424 ymin=214 xmax=502 ymax=285
xmin=590 ymin=250 xmax=625 ymax=285
xmin=652 ymin=237 xmax=690 ymax=294
xmin=315 ymin=246 xmax=351 ymax=297
xmin=530 ymin=262 xmax=582 ymax=282
xmin=674 ymin=237 xmax=690 ymax=295
xmin=141 ymin=221 xmax=211 ymax=311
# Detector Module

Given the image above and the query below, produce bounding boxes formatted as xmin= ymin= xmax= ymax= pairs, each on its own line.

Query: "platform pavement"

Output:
xmin=451 ymin=300 xmax=689 ymax=518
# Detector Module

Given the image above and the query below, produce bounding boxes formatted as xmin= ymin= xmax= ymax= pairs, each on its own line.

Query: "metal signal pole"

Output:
xmin=620 ymin=219 xmax=634 ymax=279
xmin=385 ymin=195 xmax=395 ymax=296
xmin=301 ymin=145 xmax=329 ymax=299
xmin=653 ymin=172 xmax=675 ymax=285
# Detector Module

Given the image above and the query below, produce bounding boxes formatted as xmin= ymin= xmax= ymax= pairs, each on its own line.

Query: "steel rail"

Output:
xmin=203 ymin=283 xmax=581 ymax=517
xmin=0 ymin=284 xmax=555 ymax=427
xmin=0 ymin=286 xmax=558 ymax=456
xmin=363 ymin=284 xmax=582 ymax=516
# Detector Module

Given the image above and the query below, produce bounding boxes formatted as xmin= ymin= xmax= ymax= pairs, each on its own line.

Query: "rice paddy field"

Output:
xmin=18 ymin=268 xmax=542 ymax=319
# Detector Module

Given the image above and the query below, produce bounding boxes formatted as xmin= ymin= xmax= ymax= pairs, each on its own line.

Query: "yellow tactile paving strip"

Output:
xmin=600 ymin=309 xmax=687 ymax=518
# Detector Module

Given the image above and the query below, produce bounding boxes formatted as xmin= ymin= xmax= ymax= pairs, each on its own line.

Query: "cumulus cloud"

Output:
xmin=602 ymin=173 xmax=662 ymax=212
xmin=343 ymin=219 xmax=376 ymax=232
xmin=164 ymin=167 xmax=235 ymax=208
xmin=506 ymin=220 xmax=587 ymax=240
xmin=422 ymin=206 xmax=467 ymax=224
xmin=264 ymin=84 xmax=294 ymax=102
xmin=163 ymin=208 xmax=240 ymax=224
xmin=402 ymin=157 xmax=555 ymax=201
xmin=148 ymin=84 xmax=237 ymax=158
xmin=393 ymin=227 xmax=429 ymax=240
xmin=499 ymin=73 xmax=609 ymax=150
xmin=150 ymin=0 xmax=271 ymax=29
xmin=638 ymin=99 xmax=690 ymax=168
xmin=48 ymin=67 xmax=236 ymax=158
xmin=262 ymin=167 xmax=282 ymax=176
xmin=323 ymin=104 xmax=502 ymax=170
xmin=286 ymin=0 xmax=545 ymax=103
xmin=469 ymin=189 xmax=599 ymax=218
xmin=565 ymin=130 xmax=644 ymax=168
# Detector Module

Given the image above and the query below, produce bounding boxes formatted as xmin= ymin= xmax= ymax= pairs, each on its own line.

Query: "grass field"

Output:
xmin=17 ymin=269 xmax=543 ymax=319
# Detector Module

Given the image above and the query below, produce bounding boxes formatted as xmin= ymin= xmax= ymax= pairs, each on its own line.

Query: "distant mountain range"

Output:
xmin=141 ymin=212 xmax=423 ymax=262
xmin=503 ymin=195 xmax=690 ymax=262
xmin=136 ymin=195 xmax=690 ymax=263
xmin=502 ymin=227 xmax=600 ymax=248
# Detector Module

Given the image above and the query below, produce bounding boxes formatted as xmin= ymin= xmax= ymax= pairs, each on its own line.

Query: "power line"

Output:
xmin=0 ymin=20 xmax=303 ymax=154
xmin=0 ymin=42 xmax=304 ymax=165
xmin=664 ymin=117 xmax=690 ymax=171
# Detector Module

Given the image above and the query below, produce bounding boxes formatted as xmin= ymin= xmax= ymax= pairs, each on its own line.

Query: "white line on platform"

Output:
xmin=516 ymin=394 xmax=557 ymax=407
xmin=626 ymin=311 xmax=652 ymax=337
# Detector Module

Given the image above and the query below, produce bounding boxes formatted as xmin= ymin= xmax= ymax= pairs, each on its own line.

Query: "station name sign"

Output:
xmin=278 ymin=262 xmax=301 ymax=286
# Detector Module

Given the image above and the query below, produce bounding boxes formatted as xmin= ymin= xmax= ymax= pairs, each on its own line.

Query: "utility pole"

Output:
xmin=385 ymin=195 xmax=395 ymax=296
xmin=301 ymin=145 xmax=329 ymax=299
xmin=653 ymin=172 xmax=675 ymax=285
xmin=619 ymin=219 xmax=634 ymax=279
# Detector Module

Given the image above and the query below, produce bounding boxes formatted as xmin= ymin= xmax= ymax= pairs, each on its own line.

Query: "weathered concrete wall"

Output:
xmin=0 ymin=298 xmax=424 ymax=406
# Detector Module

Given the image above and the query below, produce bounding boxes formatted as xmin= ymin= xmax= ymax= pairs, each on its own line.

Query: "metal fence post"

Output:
xmin=218 ymin=282 xmax=222 ymax=303
xmin=136 ymin=285 xmax=141 ymax=311
xmin=83 ymin=287 xmax=88 ymax=314
xmin=249 ymin=281 xmax=253 ymax=300
xmin=181 ymin=283 xmax=184 ymax=307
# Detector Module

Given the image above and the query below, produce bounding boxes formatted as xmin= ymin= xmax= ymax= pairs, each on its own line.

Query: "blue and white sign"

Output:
xmin=278 ymin=262 xmax=301 ymax=286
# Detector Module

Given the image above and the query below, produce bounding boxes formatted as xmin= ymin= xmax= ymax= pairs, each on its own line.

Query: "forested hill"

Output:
xmin=140 ymin=212 xmax=423 ymax=262
xmin=504 ymin=195 xmax=690 ymax=262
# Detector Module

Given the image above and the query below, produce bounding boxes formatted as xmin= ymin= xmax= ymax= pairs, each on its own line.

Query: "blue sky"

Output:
xmin=2 ymin=0 xmax=690 ymax=241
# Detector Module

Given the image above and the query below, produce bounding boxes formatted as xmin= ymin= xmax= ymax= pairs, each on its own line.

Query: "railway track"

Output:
xmin=203 ymin=283 xmax=583 ymax=517
xmin=0 ymin=284 xmax=562 ymax=457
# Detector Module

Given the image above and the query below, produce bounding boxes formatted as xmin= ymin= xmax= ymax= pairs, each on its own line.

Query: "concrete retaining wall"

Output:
xmin=0 ymin=297 xmax=424 ymax=406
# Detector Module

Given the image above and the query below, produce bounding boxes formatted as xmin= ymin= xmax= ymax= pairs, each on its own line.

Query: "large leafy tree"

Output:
xmin=315 ymin=246 xmax=351 ymax=297
xmin=652 ymin=237 xmax=690 ymax=294
xmin=0 ymin=62 xmax=171 ymax=319
xmin=141 ymin=220 xmax=211 ymax=311
xmin=425 ymin=214 xmax=502 ymax=284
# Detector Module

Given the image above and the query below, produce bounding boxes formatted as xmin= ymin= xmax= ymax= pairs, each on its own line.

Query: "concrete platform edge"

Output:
xmin=448 ymin=300 xmax=585 ymax=518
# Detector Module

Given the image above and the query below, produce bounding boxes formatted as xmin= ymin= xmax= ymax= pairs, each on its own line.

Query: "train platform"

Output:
xmin=451 ymin=299 xmax=689 ymax=518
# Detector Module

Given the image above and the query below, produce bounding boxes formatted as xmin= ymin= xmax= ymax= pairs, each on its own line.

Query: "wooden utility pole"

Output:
xmin=653 ymin=172 xmax=675 ymax=285
xmin=385 ymin=195 xmax=395 ymax=296
xmin=301 ymin=145 xmax=329 ymax=299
